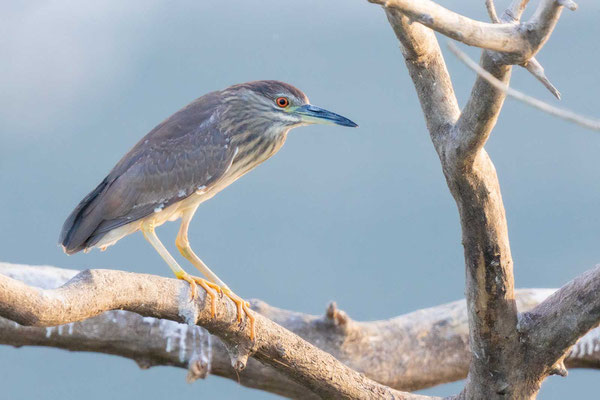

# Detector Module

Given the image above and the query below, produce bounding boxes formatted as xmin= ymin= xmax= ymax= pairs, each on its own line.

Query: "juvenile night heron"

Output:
xmin=59 ymin=80 xmax=357 ymax=339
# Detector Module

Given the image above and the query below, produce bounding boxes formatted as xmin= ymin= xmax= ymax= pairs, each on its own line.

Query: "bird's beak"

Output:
xmin=292 ymin=104 xmax=358 ymax=127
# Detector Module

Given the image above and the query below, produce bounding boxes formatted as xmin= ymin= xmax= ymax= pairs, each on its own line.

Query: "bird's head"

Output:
xmin=221 ymin=80 xmax=357 ymax=133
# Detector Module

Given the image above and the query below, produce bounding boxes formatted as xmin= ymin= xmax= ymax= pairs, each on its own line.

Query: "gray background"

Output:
xmin=1 ymin=0 xmax=599 ymax=398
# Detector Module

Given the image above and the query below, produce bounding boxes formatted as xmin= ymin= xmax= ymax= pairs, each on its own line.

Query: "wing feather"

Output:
xmin=60 ymin=91 xmax=235 ymax=253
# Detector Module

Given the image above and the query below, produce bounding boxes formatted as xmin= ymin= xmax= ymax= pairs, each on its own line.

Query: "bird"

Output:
xmin=59 ymin=80 xmax=357 ymax=339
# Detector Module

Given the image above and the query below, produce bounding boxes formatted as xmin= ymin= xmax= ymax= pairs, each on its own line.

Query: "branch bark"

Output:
xmin=2 ymin=263 xmax=600 ymax=399
xmin=449 ymin=42 xmax=600 ymax=131
xmin=370 ymin=0 xmax=576 ymax=62
xmin=373 ymin=0 xmax=592 ymax=399
xmin=383 ymin=9 xmax=459 ymax=148
xmin=0 ymin=263 xmax=432 ymax=400
xmin=519 ymin=266 xmax=600 ymax=380
xmin=371 ymin=0 xmax=526 ymax=54
xmin=382 ymin=5 xmax=516 ymax=397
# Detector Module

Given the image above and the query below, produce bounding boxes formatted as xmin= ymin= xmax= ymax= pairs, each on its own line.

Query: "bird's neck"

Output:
xmin=225 ymin=127 xmax=288 ymax=180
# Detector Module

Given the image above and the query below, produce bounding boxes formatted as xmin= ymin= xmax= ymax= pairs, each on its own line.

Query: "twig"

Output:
xmin=449 ymin=42 xmax=600 ymax=131
xmin=485 ymin=0 xmax=561 ymax=99
xmin=486 ymin=0 xmax=500 ymax=23
xmin=558 ymin=0 xmax=578 ymax=11
xmin=521 ymin=58 xmax=561 ymax=99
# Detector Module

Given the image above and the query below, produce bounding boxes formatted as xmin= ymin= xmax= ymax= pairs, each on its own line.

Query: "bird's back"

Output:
xmin=59 ymin=90 xmax=236 ymax=254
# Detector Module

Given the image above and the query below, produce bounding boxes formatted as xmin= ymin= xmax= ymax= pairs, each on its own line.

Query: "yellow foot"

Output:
xmin=222 ymin=288 xmax=255 ymax=341
xmin=177 ymin=273 xmax=218 ymax=318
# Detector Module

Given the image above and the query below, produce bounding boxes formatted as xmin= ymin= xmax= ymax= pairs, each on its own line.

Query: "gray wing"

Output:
xmin=60 ymin=91 xmax=235 ymax=253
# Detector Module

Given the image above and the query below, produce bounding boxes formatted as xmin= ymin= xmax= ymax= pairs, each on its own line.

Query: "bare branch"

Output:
xmin=484 ymin=1 xmax=561 ymax=99
xmin=519 ymin=266 xmax=600 ymax=378
xmin=521 ymin=57 xmax=561 ymax=99
xmin=381 ymin=4 xmax=517 ymax=398
xmin=372 ymin=0 xmax=575 ymax=66
xmin=449 ymin=42 xmax=600 ymax=131
xmin=370 ymin=0 xmax=526 ymax=53
xmin=0 ymin=264 xmax=431 ymax=400
xmin=1 ymin=309 xmax=313 ymax=399
xmin=2 ymin=263 xmax=600 ymax=397
xmin=372 ymin=0 xmax=588 ymax=397
xmin=504 ymin=0 xmax=530 ymax=22
xmin=486 ymin=0 xmax=500 ymax=24
xmin=453 ymin=52 xmax=512 ymax=162
xmin=525 ymin=0 xmax=570 ymax=57
xmin=558 ymin=0 xmax=578 ymax=11
xmin=383 ymin=9 xmax=460 ymax=140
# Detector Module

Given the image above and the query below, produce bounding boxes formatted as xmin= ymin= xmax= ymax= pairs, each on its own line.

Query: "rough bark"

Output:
xmin=2 ymin=263 xmax=600 ymax=399
xmin=0 ymin=263 xmax=432 ymax=400
xmin=374 ymin=0 xmax=592 ymax=399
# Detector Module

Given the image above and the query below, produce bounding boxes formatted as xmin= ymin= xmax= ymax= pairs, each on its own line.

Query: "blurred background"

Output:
xmin=1 ymin=0 xmax=599 ymax=398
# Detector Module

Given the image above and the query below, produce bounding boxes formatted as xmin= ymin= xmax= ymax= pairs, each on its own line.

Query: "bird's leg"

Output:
xmin=176 ymin=211 xmax=255 ymax=340
xmin=141 ymin=221 xmax=218 ymax=317
xmin=175 ymin=216 xmax=228 ymax=291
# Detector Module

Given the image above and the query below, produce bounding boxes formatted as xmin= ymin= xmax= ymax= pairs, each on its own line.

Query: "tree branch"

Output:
xmin=521 ymin=57 xmax=561 ymax=100
xmin=448 ymin=42 xmax=600 ymax=131
xmin=382 ymin=5 xmax=518 ymax=399
xmin=370 ymin=0 xmax=526 ymax=54
xmin=519 ymin=266 xmax=600 ymax=379
xmin=485 ymin=0 xmax=500 ymax=24
xmin=0 ymin=263 xmax=430 ymax=400
xmin=2 ymin=263 xmax=600 ymax=398
xmin=371 ymin=0 xmax=576 ymax=60
xmin=383 ymin=9 xmax=460 ymax=144
xmin=372 ymin=0 xmax=586 ymax=398
xmin=452 ymin=0 xmax=533 ymax=163
xmin=453 ymin=52 xmax=512 ymax=162
xmin=485 ymin=1 xmax=561 ymax=100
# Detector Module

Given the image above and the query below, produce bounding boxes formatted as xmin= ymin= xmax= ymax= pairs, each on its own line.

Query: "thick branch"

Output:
xmin=371 ymin=0 xmax=575 ymax=60
xmin=383 ymin=9 xmax=460 ymax=144
xmin=374 ymin=1 xmax=580 ymax=398
xmin=2 ymin=263 xmax=600 ymax=398
xmin=371 ymin=0 xmax=526 ymax=53
xmin=0 ymin=264 xmax=428 ymax=400
xmin=382 ymin=6 xmax=517 ymax=398
xmin=525 ymin=0 xmax=568 ymax=58
xmin=520 ymin=266 xmax=600 ymax=377
xmin=453 ymin=52 xmax=512 ymax=162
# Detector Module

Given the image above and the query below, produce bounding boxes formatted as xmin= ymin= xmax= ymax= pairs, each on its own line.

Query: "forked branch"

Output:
xmin=449 ymin=42 xmax=600 ymax=131
xmin=371 ymin=0 xmax=595 ymax=398
xmin=370 ymin=0 xmax=576 ymax=62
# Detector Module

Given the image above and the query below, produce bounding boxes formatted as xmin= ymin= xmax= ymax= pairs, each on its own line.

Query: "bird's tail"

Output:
xmin=59 ymin=179 xmax=109 ymax=254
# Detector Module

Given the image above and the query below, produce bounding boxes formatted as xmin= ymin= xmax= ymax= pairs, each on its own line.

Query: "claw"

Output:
xmin=177 ymin=273 xmax=217 ymax=318
xmin=175 ymin=273 xmax=254 ymax=340
xmin=222 ymin=288 xmax=256 ymax=341
xmin=205 ymin=281 xmax=223 ymax=296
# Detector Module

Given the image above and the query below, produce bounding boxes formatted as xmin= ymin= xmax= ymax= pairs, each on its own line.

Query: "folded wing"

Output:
xmin=59 ymin=91 xmax=235 ymax=254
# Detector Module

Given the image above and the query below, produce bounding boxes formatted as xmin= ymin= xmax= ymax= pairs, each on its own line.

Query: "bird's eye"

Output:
xmin=276 ymin=97 xmax=289 ymax=108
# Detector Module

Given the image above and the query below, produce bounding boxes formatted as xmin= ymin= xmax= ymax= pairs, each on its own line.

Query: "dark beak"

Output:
xmin=294 ymin=104 xmax=358 ymax=127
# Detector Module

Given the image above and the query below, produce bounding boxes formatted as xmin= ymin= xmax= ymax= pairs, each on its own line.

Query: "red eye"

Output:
xmin=276 ymin=97 xmax=289 ymax=108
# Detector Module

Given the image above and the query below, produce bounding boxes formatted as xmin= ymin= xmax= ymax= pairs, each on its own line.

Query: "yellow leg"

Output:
xmin=176 ymin=209 xmax=255 ymax=340
xmin=141 ymin=220 xmax=218 ymax=318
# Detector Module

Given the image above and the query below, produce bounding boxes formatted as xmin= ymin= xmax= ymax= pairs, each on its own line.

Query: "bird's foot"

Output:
xmin=221 ymin=288 xmax=255 ymax=341
xmin=177 ymin=273 xmax=218 ymax=318
xmin=176 ymin=273 xmax=254 ymax=340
